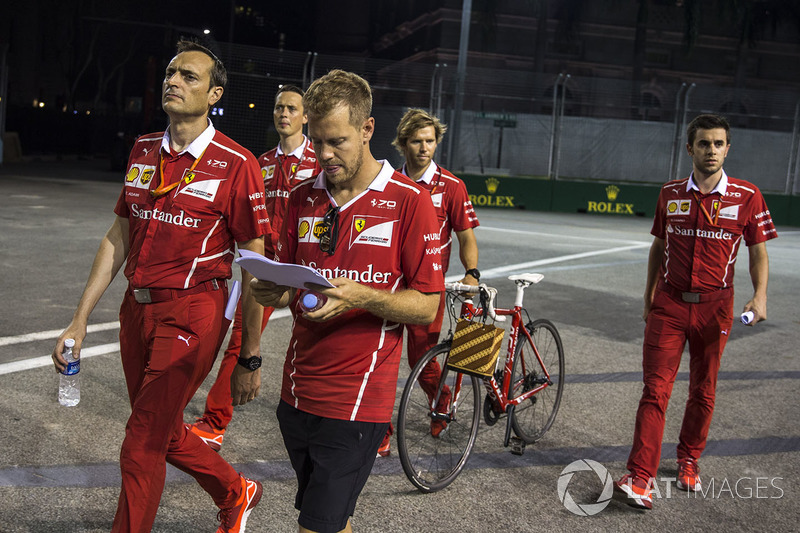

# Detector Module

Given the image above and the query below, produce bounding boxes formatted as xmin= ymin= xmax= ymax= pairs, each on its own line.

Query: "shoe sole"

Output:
xmin=376 ymin=449 xmax=390 ymax=458
xmin=612 ymin=482 xmax=652 ymax=510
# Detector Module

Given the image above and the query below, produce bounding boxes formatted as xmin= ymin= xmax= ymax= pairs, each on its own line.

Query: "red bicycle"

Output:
xmin=397 ymin=274 xmax=565 ymax=492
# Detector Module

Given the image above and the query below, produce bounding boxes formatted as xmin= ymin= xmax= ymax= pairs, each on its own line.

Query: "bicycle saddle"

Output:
xmin=508 ymin=273 xmax=544 ymax=284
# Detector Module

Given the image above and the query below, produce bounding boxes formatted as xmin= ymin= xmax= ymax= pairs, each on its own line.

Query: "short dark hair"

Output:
xmin=176 ymin=39 xmax=227 ymax=90
xmin=277 ymin=85 xmax=304 ymax=99
xmin=687 ymin=114 xmax=730 ymax=145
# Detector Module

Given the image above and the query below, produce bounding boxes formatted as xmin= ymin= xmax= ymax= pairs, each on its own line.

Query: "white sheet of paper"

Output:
xmin=235 ymin=249 xmax=335 ymax=289
xmin=224 ymin=280 xmax=241 ymax=321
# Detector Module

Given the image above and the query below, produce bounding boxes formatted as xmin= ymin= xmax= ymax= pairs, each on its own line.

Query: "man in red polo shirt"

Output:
xmin=52 ymin=40 xmax=267 ymax=532
xmin=614 ymin=114 xmax=777 ymax=510
xmin=374 ymin=108 xmax=480 ymax=456
xmin=248 ymin=69 xmax=443 ymax=533
xmin=189 ymin=85 xmax=321 ymax=450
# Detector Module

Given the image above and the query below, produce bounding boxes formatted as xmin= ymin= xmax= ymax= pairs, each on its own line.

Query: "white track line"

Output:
xmin=2 ymin=241 xmax=648 ymax=375
xmin=0 ymin=309 xmax=293 ymax=376
xmin=445 ymin=243 xmax=649 ymax=282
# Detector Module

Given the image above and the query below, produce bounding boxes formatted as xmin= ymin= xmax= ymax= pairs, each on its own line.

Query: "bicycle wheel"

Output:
xmin=397 ymin=341 xmax=481 ymax=493
xmin=509 ymin=318 xmax=565 ymax=444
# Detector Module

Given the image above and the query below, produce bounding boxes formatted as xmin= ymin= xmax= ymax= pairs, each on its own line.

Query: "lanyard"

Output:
xmin=150 ymin=148 xmax=206 ymax=198
xmin=692 ymin=191 xmax=720 ymax=227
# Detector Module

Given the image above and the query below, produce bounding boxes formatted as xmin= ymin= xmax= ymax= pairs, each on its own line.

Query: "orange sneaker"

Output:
xmin=217 ymin=475 xmax=262 ymax=533
xmin=676 ymin=458 xmax=702 ymax=492
xmin=613 ymin=473 xmax=653 ymax=510
xmin=187 ymin=417 xmax=225 ymax=452
xmin=376 ymin=430 xmax=391 ymax=457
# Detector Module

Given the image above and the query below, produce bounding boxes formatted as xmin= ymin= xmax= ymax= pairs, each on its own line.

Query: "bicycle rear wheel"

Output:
xmin=397 ymin=341 xmax=481 ymax=493
xmin=509 ymin=318 xmax=565 ymax=444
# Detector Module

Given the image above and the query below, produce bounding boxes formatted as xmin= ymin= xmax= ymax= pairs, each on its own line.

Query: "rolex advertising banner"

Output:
xmin=459 ymin=174 xmax=798 ymax=226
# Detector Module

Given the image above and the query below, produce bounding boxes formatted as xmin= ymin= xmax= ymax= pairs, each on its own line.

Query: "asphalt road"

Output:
xmin=1 ymin=158 xmax=798 ymax=532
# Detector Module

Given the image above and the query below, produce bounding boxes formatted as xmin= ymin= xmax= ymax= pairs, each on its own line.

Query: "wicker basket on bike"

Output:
xmin=446 ymin=288 xmax=504 ymax=378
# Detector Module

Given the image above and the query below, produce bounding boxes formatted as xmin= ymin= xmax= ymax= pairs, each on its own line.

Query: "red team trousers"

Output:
xmin=202 ymin=300 xmax=273 ymax=429
xmin=627 ymin=285 xmax=734 ymax=481
xmin=112 ymin=288 xmax=243 ymax=532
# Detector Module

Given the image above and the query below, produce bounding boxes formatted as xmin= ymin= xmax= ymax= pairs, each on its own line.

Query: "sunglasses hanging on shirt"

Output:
xmin=318 ymin=206 xmax=340 ymax=255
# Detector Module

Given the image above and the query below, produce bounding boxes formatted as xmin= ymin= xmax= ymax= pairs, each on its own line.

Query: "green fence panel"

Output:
xmin=458 ymin=173 xmax=798 ymax=227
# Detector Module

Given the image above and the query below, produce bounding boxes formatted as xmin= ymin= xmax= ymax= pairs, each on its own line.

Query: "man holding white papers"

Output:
xmin=248 ymin=70 xmax=443 ymax=533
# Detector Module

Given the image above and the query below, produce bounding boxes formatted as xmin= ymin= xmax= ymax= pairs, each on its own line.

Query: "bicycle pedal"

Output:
xmin=509 ymin=436 xmax=526 ymax=456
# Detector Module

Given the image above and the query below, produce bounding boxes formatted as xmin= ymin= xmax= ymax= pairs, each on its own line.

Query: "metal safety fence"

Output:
xmin=214 ymin=43 xmax=800 ymax=194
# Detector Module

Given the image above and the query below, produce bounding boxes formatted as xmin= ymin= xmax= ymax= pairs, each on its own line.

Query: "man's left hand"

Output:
xmin=231 ymin=364 xmax=261 ymax=405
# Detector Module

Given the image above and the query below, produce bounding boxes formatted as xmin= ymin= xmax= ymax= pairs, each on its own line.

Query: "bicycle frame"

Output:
xmin=433 ymin=282 xmax=555 ymax=421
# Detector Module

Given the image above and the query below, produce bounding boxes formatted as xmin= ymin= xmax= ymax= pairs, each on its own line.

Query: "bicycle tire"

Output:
xmin=509 ymin=318 xmax=565 ymax=444
xmin=397 ymin=341 xmax=481 ymax=493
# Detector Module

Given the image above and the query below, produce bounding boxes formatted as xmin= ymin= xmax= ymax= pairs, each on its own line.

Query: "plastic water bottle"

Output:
xmin=741 ymin=311 xmax=755 ymax=325
xmin=58 ymin=339 xmax=80 ymax=406
xmin=300 ymin=291 xmax=327 ymax=313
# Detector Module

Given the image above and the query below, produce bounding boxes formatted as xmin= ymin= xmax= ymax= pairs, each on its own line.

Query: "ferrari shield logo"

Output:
xmin=140 ymin=169 xmax=154 ymax=185
xmin=355 ymin=218 xmax=366 ymax=232
xmin=184 ymin=171 xmax=195 ymax=184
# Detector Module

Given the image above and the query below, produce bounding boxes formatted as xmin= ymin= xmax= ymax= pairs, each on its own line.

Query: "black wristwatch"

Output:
xmin=237 ymin=356 xmax=262 ymax=371
xmin=465 ymin=268 xmax=481 ymax=281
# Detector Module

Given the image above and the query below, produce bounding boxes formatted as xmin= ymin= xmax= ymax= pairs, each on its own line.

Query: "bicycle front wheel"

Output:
xmin=509 ymin=318 xmax=565 ymax=444
xmin=397 ymin=341 xmax=481 ymax=493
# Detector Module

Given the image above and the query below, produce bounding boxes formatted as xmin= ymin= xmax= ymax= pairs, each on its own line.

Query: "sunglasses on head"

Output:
xmin=319 ymin=206 xmax=339 ymax=255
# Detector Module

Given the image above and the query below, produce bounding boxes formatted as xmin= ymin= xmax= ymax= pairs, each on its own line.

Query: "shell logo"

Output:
xmin=298 ymin=220 xmax=310 ymax=238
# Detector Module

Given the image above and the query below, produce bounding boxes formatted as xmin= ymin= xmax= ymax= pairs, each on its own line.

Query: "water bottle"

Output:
xmin=300 ymin=291 xmax=327 ymax=313
xmin=741 ymin=311 xmax=755 ymax=325
xmin=58 ymin=339 xmax=80 ymax=406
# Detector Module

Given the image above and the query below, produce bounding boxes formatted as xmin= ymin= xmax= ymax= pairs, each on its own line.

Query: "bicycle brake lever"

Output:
xmin=485 ymin=286 xmax=506 ymax=322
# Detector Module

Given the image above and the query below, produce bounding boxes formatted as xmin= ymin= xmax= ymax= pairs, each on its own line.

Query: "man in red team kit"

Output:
xmin=51 ymin=41 xmax=267 ymax=532
xmin=375 ymin=108 xmax=480 ymax=456
xmin=250 ymin=70 xmax=443 ymax=533
xmin=188 ymin=85 xmax=321 ymax=450
xmin=613 ymin=114 xmax=777 ymax=510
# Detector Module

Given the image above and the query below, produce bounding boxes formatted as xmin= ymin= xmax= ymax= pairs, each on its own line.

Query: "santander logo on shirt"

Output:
xmin=305 ymin=261 xmax=394 ymax=285
xmin=130 ymin=204 xmax=201 ymax=228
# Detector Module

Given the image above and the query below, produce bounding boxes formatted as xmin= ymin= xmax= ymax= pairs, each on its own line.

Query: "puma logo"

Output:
xmin=142 ymin=147 xmax=152 ymax=156
xmin=177 ymin=335 xmax=191 ymax=346
xmin=307 ymin=196 xmax=317 ymax=206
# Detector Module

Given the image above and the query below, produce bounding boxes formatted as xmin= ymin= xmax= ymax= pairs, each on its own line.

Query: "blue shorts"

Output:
xmin=276 ymin=400 xmax=389 ymax=533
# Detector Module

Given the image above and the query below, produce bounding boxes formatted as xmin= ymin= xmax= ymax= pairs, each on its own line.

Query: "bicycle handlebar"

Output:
xmin=443 ymin=282 xmax=506 ymax=322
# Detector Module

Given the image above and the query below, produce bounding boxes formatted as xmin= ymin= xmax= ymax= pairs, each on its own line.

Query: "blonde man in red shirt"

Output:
xmin=375 ymin=108 xmax=480 ymax=457
xmin=251 ymin=70 xmax=443 ymax=533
